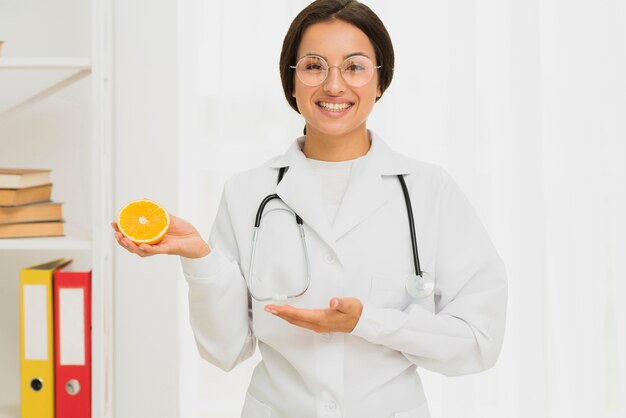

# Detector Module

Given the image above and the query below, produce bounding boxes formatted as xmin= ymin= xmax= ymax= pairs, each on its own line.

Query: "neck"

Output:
xmin=302 ymin=125 xmax=371 ymax=162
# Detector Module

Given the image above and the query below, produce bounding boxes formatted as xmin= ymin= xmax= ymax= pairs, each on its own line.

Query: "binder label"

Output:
xmin=24 ymin=285 xmax=48 ymax=360
xmin=60 ymin=288 xmax=85 ymax=365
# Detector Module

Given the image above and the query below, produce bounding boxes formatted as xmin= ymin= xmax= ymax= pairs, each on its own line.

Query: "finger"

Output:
xmin=119 ymin=237 xmax=137 ymax=251
xmin=331 ymin=297 xmax=360 ymax=314
xmin=273 ymin=314 xmax=326 ymax=333
xmin=268 ymin=304 xmax=358 ymax=333
xmin=136 ymin=246 xmax=156 ymax=258
xmin=120 ymin=237 xmax=148 ymax=256
xmin=127 ymin=240 xmax=159 ymax=256
xmin=136 ymin=243 xmax=164 ymax=255
xmin=114 ymin=234 xmax=127 ymax=247
xmin=266 ymin=305 xmax=324 ymax=324
xmin=265 ymin=307 xmax=322 ymax=332
xmin=137 ymin=243 xmax=151 ymax=251
xmin=268 ymin=305 xmax=315 ymax=322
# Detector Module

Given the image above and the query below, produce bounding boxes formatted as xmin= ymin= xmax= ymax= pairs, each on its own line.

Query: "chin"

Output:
xmin=310 ymin=126 xmax=353 ymax=138
xmin=311 ymin=121 xmax=365 ymax=137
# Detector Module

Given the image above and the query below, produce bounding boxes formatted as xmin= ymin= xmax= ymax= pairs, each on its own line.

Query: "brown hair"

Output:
xmin=279 ymin=0 xmax=395 ymax=114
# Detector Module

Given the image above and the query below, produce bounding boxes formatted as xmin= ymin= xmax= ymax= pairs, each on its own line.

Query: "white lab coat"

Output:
xmin=181 ymin=131 xmax=507 ymax=418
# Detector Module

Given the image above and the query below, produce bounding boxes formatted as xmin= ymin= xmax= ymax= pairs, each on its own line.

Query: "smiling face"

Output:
xmin=292 ymin=19 xmax=382 ymax=141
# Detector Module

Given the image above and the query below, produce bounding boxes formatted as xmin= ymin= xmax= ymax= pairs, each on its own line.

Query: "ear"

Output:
xmin=376 ymin=85 xmax=382 ymax=98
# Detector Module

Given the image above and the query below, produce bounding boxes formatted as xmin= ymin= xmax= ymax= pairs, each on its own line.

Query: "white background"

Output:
xmin=179 ymin=1 xmax=626 ymax=417
xmin=1 ymin=0 xmax=625 ymax=417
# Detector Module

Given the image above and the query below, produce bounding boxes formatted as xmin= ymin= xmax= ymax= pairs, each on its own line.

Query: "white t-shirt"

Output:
xmin=306 ymin=156 xmax=364 ymax=225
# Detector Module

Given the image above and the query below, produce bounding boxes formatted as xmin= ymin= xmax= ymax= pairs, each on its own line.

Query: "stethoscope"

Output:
xmin=247 ymin=166 xmax=435 ymax=302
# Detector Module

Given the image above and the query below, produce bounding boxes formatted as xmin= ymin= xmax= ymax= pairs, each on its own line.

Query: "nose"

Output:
xmin=323 ymin=65 xmax=346 ymax=94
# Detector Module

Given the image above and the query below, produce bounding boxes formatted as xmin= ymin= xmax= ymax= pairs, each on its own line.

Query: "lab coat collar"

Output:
xmin=270 ymin=130 xmax=412 ymax=251
xmin=268 ymin=130 xmax=412 ymax=175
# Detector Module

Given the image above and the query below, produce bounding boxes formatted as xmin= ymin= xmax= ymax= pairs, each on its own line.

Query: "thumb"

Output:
xmin=330 ymin=297 xmax=343 ymax=311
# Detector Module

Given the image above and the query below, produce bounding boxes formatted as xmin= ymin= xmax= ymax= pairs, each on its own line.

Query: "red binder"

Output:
xmin=54 ymin=263 xmax=91 ymax=418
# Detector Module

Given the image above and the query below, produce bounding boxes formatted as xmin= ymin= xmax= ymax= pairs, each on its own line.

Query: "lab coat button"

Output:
xmin=325 ymin=254 xmax=336 ymax=264
xmin=324 ymin=400 xmax=337 ymax=412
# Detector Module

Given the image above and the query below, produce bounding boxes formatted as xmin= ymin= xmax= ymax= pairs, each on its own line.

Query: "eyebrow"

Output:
xmin=299 ymin=52 xmax=372 ymax=61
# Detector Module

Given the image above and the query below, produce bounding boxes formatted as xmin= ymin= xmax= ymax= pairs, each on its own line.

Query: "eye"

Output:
xmin=343 ymin=57 xmax=369 ymax=72
xmin=300 ymin=57 xmax=327 ymax=72
xmin=305 ymin=63 xmax=325 ymax=71
xmin=345 ymin=63 xmax=365 ymax=72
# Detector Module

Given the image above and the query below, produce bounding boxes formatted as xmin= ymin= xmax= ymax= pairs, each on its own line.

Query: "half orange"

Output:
xmin=117 ymin=198 xmax=170 ymax=245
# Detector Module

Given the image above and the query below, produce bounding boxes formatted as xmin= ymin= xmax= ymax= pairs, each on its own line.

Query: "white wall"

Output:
xmin=182 ymin=1 xmax=626 ymax=418
xmin=113 ymin=0 xmax=183 ymax=416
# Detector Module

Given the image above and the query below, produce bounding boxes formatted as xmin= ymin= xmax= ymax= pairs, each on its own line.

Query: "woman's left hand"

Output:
xmin=264 ymin=297 xmax=363 ymax=333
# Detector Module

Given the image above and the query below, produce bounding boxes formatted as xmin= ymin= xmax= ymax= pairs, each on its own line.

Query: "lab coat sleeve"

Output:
xmin=180 ymin=182 xmax=256 ymax=372
xmin=351 ymin=168 xmax=508 ymax=376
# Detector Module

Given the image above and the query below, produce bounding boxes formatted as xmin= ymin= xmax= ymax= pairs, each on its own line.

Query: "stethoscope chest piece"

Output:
xmin=405 ymin=271 xmax=435 ymax=299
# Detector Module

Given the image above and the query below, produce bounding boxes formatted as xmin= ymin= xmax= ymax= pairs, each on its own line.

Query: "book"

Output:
xmin=0 ymin=220 xmax=64 ymax=239
xmin=0 ymin=201 xmax=62 ymax=224
xmin=0 ymin=168 xmax=52 ymax=189
xmin=54 ymin=263 xmax=92 ymax=418
xmin=21 ymin=258 xmax=72 ymax=418
xmin=0 ymin=184 xmax=53 ymax=206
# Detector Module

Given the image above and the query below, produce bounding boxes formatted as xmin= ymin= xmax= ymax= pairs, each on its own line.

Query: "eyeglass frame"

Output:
xmin=290 ymin=54 xmax=382 ymax=87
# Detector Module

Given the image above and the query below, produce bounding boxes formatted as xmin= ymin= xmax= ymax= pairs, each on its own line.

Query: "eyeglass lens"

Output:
xmin=295 ymin=55 xmax=377 ymax=87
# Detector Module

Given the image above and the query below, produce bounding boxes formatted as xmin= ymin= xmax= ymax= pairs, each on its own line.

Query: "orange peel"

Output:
xmin=117 ymin=198 xmax=170 ymax=245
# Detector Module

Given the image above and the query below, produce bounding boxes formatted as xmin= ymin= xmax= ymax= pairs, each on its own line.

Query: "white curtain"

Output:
xmin=177 ymin=1 xmax=626 ymax=417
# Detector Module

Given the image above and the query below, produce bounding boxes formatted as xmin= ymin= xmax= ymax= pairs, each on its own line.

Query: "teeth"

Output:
xmin=318 ymin=101 xmax=352 ymax=111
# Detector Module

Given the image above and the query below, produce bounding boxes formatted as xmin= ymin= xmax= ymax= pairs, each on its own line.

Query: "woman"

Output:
xmin=112 ymin=1 xmax=507 ymax=417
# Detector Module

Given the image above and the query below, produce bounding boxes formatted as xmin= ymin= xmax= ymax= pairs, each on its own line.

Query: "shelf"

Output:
xmin=0 ymin=57 xmax=90 ymax=70
xmin=0 ymin=224 xmax=92 ymax=250
xmin=0 ymin=57 xmax=91 ymax=120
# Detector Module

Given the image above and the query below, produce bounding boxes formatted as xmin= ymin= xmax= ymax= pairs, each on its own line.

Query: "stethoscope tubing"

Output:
xmin=250 ymin=193 xmax=311 ymax=301
xmin=397 ymin=174 xmax=423 ymax=277
xmin=248 ymin=165 xmax=432 ymax=302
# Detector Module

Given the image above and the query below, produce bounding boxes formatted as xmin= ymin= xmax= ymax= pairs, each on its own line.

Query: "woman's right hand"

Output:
xmin=111 ymin=214 xmax=210 ymax=259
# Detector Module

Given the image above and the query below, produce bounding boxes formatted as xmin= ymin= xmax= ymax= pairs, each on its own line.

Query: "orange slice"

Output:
xmin=117 ymin=198 xmax=170 ymax=245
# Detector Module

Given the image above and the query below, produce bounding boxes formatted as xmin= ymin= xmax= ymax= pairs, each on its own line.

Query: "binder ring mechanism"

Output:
xmin=66 ymin=379 xmax=81 ymax=395
xmin=30 ymin=378 xmax=43 ymax=392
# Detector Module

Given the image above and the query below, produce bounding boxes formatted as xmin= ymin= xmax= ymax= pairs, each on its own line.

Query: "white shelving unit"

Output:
xmin=0 ymin=0 xmax=114 ymax=417
xmin=0 ymin=58 xmax=90 ymax=69
xmin=0 ymin=58 xmax=92 ymax=120
xmin=0 ymin=225 xmax=92 ymax=251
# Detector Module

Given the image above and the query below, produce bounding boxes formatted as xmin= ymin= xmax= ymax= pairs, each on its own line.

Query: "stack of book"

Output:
xmin=0 ymin=168 xmax=64 ymax=238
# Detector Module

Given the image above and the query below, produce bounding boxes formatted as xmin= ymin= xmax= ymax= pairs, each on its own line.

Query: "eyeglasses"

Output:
xmin=291 ymin=54 xmax=381 ymax=88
